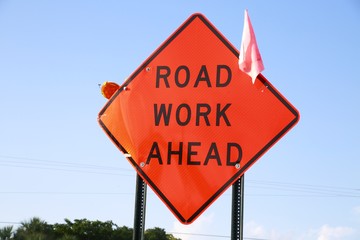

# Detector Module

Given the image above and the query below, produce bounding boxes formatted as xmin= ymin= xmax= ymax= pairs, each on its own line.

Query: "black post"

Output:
xmin=133 ymin=174 xmax=147 ymax=240
xmin=231 ymin=174 xmax=245 ymax=240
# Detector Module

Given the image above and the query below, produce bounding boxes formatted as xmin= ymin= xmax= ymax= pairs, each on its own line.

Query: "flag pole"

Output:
xmin=231 ymin=174 xmax=245 ymax=240
xmin=133 ymin=174 xmax=147 ymax=240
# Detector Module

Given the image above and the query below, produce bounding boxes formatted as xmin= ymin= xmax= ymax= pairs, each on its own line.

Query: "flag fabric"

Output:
xmin=239 ymin=9 xmax=264 ymax=84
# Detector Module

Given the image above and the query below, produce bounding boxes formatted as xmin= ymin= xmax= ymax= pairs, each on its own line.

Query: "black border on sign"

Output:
xmin=98 ymin=13 xmax=300 ymax=224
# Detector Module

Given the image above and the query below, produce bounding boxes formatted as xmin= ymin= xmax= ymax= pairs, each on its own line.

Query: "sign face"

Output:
xmin=98 ymin=13 xmax=299 ymax=224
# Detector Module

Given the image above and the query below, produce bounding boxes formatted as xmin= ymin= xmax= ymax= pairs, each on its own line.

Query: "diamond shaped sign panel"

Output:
xmin=98 ymin=13 xmax=299 ymax=224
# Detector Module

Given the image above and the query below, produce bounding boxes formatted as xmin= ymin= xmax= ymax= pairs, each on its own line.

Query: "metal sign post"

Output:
xmin=133 ymin=174 xmax=147 ymax=240
xmin=231 ymin=175 xmax=245 ymax=240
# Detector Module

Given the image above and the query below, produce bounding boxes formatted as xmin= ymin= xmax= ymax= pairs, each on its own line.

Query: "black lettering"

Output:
xmin=226 ymin=142 xmax=242 ymax=166
xmin=146 ymin=142 xmax=163 ymax=165
xmin=167 ymin=142 xmax=183 ymax=165
xmin=216 ymin=103 xmax=231 ymax=126
xmin=156 ymin=66 xmax=171 ymax=88
xmin=176 ymin=103 xmax=191 ymax=126
xmin=187 ymin=142 xmax=201 ymax=165
xmin=204 ymin=142 xmax=222 ymax=166
xmin=196 ymin=103 xmax=211 ymax=126
xmin=194 ymin=65 xmax=211 ymax=87
xmin=216 ymin=65 xmax=232 ymax=87
xmin=175 ymin=65 xmax=190 ymax=88
xmin=154 ymin=104 xmax=172 ymax=126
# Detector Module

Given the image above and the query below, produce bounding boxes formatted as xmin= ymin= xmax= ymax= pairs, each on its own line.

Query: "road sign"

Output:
xmin=98 ymin=13 xmax=299 ymax=224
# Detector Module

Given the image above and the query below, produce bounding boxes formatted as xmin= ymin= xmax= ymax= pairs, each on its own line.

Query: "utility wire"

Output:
xmin=0 ymin=154 xmax=133 ymax=176
xmin=0 ymin=221 xmax=21 ymax=225
xmin=0 ymin=190 xmax=358 ymax=198
xmin=0 ymin=154 xmax=132 ymax=171
xmin=0 ymin=154 xmax=359 ymax=198
xmin=170 ymin=231 xmax=269 ymax=239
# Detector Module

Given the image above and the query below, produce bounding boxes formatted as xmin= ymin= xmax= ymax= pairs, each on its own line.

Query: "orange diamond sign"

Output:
xmin=98 ymin=13 xmax=299 ymax=224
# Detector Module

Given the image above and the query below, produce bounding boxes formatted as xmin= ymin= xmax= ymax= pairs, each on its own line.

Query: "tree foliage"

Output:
xmin=0 ymin=217 xmax=181 ymax=240
xmin=0 ymin=226 xmax=13 ymax=240
xmin=144 ymin=227 xmax=180 ymax=240
xmin=13 ymin=217 xmax=55 ymax=240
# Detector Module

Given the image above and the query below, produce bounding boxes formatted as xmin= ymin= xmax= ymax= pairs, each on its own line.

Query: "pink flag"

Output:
xmin=239 ymin=10 xmax=264 ymax=84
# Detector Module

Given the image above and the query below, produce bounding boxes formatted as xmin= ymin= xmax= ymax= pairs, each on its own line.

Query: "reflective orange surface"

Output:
xmin=98 ymin=13 xmax=299 ymax=224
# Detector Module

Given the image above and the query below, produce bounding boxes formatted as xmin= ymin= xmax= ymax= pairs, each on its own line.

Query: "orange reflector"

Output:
xmin=100 ymin=82 xmax=120 ymax=99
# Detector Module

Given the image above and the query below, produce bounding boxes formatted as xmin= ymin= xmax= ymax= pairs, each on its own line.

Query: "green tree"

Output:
xmin=52 ymin=219 xmax=74 ymax=239
xmin=111 ymin=226 xmax=132 ymax=240
xmin=57 ymin=235 xmax=78 ymax=240
xmin=0 ymin=226 xmax=13 ymax=240
xmin=8 ymin=217 xmax=180 ymax=240
xmin=13 ymin=217 xmax=55 ymax=240
xmin=144 ymin=227 xmax=167 ymax=240
xmin=166 ymin=233 xmax=181 ymax=240
xmin=54 ymin=219 xmax=116 ymax=240
xmin=144 ymin=227 xmax=180 ymax=240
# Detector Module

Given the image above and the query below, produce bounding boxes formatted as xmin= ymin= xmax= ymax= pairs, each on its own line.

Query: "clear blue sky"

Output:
xmin=1 ymin=1 xmax=359 ymax=240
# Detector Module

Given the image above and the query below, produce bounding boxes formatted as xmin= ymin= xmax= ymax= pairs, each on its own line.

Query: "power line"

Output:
xmin=0 ymin=221 xmax=21 ymax=225
xmin=0 ymin=154 xmax=132 ymax=171
xmin=0 ymin=154 xmax=134 ymax=177
xmin=0 ymin=154 xmax=359 ymax=198
xmin=246 ymin=180 xmax=360 ymax=198
xmin=248 ymin=179 xmax=360 ymax=192
xmin=0 ymin=163 xmax=134 ymax=177
xmin=170 ymin=231 xmax=269 ymax=239
xmin=0 ymin=191 xmax=134 ymax=195
xmin=0 ymin=190 xmax=358 ymax=198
